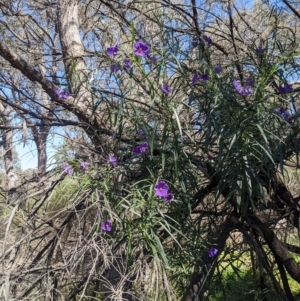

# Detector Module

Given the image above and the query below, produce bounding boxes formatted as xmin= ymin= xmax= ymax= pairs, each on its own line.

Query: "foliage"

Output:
xmin=0 ymin=1 xmax=300 ymax=301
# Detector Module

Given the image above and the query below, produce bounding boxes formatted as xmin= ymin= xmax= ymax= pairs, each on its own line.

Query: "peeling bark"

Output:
xmin=57 ymin=0 xmax=93 ymax=115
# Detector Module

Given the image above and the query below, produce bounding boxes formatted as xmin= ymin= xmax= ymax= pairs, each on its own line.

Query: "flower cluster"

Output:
xmin=278 ymin=83 xmax=293 ymax=94
xmin=62 ymin=162 xmax=73 ymax=175
xmin=233 ymin=78 xmax=254 ymax=96
xmin=101 ymin=219 xmax=112 ymax=232
xmin=106 ymin=155 xmax=117 ymax=167
xmin=154 ymin=181 xmax=174 ymax=203
xmin=133 ymin=142 xmax=148 ymax=155
xmin=54 ymin=89 xmax=70 ymax=100
xmin=107 ymin=41 xmax=150 ymax=73
xmin=275 ymin=107 xmax=291 ymax=123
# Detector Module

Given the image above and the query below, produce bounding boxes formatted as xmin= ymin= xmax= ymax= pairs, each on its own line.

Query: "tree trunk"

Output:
xmin=57 ymin=0 xmax=92 ymax=109
xmin=3 ymin=128 xmax=15 ymax=192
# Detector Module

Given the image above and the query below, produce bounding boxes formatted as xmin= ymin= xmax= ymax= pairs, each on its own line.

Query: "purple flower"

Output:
xmin=62 ymin=162 xmax=69 ymax=169
xmin=124 ymin=59 xmax=131 ymax=69
xmin=278 ymin=83 xmax=293 ymax=94
xmin=147 ymin=54 xmax=157 ymax=64
xmin=106 ymin=155 xmax=117 ymax=167
xmin=139 ymin=142 xmax=148 ymax=154
xmin=137 ymin=129 xmax=145 ymax=137
xmin=200 ymin=74 xmax=210 ymax=83
xmin=107 ymin=44 xmax=119 ymax=57
xmin=233 ymin=78 xmax=253 ymax=96
xmin=256 ymin=46 xmax=265 ymax=54
xmin=282 ymin=111 xmax=290 ymax=122
xmin=162 ymin=83 xmax=172 ymax=94
xmin=164 ymin=192 xmax=174 ymax=203
xmin=79 ymin=161 xmax=90 ymax=170
xmin=192 ymin=72 xmax=200 ymax=85
xmin=101 ymin=219 xmax=112 ymax=232
xmin=275 ymin=107 xmax=291 ymax=123
xmin=154 ymin=181 xmax=169 ymax=198
xmin=214 ymin=64 xmax=222 ymax=74
xmin=133 ymin=41 xmax=150 ymax=57
xmin=54 ymin=89 xmax=70 ymax=100
xmin=203 ymin=35 xmax=212 ymax=45
xmin=111 ymin=64 xmax=120 ymax=73
xmin=208 ymin=247 xmax=218 ymax=258
xmin=65 ymin=167 xmax=73 ymax=175
xmin=133 ymin=142 xmax=148 ymax=155
xmin=62 ymin=162 xmax=73 ymax=175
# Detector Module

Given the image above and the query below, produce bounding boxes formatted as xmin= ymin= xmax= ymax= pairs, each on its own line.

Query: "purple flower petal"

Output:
xmin=111 ymin=64 xmax=120 ymax=73
xmin=133 ymin=41 xmax=150 ymax=57
xmin=233 ymin=78 xmax=253 ymax=96
xmin=101 ymin=219 xmax=112 ymax=231
xmin=124 ymin=59 xmax=131 ymax=69
xmin=162 ymin=83 xmax=172 ymax=94
xmin=106 ymin=156 xmax=117 ymax=167
xmin=208 ymin=247 xmax=218 ymax=258
xmin=133 ymin=142 xmax=148 ymax=155
xmin=274 ymin=108 xmax=282 ymax=115
xmin=203 ymin=35 xmax=212 ymax=45
xmin=62 ymin=162 xmax=69 ymax=169
xmin=278 ymin=83 xmax=293 ymax=94
xmin=54 ymin=89 xmax=70 ymax=100
xmin=79 ymin=161 xmax=90 ymax=170
xmin=62 ymin=162 xmax=73 ymax=175
xmin=147 ymin=54 xmax=157 ymax=64
xmin=192 ymin=72 xmax=200 ymax=85
xmin=66 ymin=167 xmax=73 ymax=175
xmin=107 ymin=44 xmax=119 ymax=57
xmin=214 ymin=64 xmax=222 ymax=74
xmin=164 ymin=192 xmax=174 ymax=203
xmin=275 ymin=107 xmax=291 ymax=123
xmin=154 ymin=181 xmax=169 ymax=198
xmin=256 ymin=46 xmax=265 ymax=54
xmin=200 ymin=74 xmax=210 ymax=83
xmin=137 ymin=129 xmax=145 ymax=137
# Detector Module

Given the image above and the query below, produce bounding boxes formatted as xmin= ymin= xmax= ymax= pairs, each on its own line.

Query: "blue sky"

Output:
xmin=15 ymin=130 xmax=64 ymax=170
